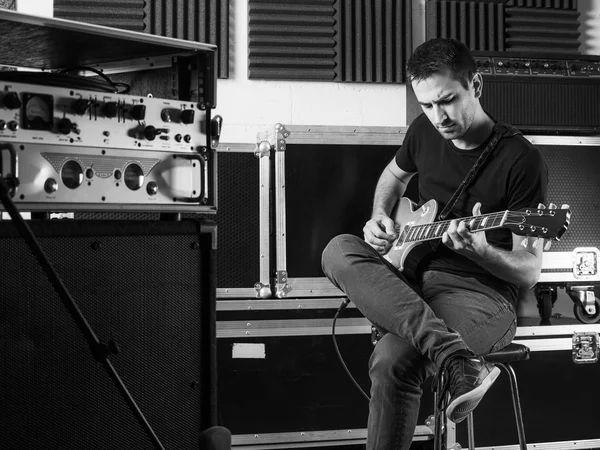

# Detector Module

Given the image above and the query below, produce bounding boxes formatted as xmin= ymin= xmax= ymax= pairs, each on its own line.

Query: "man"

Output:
xmin=321 ymin=38 xmax=548 ymax=449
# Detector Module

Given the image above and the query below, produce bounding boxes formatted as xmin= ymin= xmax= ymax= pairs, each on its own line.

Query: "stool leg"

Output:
xmin=433 ymin=368 xmax=450 ymax=450
xmin=467 ymin=412 xmax=475 ymax=450
xmin=498 ymin=363 xmax=527 ymax=450
xmin=433 ymin=384 xmax=444 ymax=450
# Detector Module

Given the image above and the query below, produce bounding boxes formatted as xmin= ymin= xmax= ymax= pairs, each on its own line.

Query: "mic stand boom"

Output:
xmin=0 ymin=173 xmax=166 ymax=450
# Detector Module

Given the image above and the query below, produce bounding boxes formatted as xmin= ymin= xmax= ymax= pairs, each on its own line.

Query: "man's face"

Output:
xmin=412 ymin=69 xmax=480 ymax=141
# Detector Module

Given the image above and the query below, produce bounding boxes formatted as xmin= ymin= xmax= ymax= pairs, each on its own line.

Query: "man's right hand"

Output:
xmin=363 ymin=214 xmax=398 ymax=254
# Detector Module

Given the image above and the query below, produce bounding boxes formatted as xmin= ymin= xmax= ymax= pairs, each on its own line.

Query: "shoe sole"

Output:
xmin=446 ymin=366 xmax=501 ymax=424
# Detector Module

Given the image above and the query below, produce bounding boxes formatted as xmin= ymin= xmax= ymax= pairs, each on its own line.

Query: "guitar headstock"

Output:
xmin=505 ymin=206 xmax=571 ymax=241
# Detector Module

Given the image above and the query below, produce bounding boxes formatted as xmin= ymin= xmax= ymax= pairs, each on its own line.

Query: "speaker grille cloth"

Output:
xmin=539 ymin=145 xmax=600 ymax=252
xmin=0 ymin=221 xmax=212 ymax=449
xmin=481 ymin=80 xmax=600 ymax=130
xmin=207 ymin=152 xmax=261 ymax=288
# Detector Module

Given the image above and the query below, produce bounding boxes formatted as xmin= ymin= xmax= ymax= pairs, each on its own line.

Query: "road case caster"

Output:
xmin=535 ymin=285 xmax=558 ymax=323
xmin=568 ymin=286 xmax=600 ymax=323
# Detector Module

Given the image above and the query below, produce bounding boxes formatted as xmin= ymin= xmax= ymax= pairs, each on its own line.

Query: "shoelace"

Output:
xmin=433 ymin=353 xmax=465 ymax=411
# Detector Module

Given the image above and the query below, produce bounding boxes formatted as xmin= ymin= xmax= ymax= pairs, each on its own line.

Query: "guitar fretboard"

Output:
xmin=400 ymin=211 xmax=509 ymax=243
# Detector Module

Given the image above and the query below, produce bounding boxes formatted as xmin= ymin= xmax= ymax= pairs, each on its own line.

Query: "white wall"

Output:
xmin=16 ymin=0 xmax=52 ymax=17
xmin=214 ymin=0 xmax=408 ymax=144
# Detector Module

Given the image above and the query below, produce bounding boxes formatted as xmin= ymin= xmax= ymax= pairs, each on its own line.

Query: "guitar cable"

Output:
xmin=332 ymin=298 xmax=371 ymax=402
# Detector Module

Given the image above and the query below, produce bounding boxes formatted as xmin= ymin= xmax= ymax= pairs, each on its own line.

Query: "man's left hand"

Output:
xmin=442 ymin=202 xmax=489 ymax=259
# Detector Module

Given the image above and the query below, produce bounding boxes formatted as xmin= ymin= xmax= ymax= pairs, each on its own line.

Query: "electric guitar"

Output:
xmin=383 ymin=197 xmax=571 ymax=272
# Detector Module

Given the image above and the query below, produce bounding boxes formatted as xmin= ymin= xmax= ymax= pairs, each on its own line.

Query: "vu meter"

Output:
xmin=22 ymin=93 xmax=54 ymax=130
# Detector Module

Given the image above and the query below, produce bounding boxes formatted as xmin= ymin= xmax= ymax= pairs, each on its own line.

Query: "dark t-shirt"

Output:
xmin=395 ymin=113 xmax=548 ymax=306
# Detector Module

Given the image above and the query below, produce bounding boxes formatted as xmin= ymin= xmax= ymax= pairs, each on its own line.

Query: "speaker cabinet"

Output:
xmin=0 ymin=219 xmax=216 ymax=450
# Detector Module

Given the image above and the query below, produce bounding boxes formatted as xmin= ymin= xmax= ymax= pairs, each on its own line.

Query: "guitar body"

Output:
xmin=384 ymin=198 xmax=438 ymax=272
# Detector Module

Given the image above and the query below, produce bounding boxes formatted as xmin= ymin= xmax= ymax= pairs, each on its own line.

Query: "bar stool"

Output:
xmin=433 ymin=342 xmax=530 ymax=450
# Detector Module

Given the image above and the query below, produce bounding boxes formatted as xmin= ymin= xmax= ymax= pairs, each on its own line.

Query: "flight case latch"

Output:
xmin=572 ymin=332 xmax=599 ymax=364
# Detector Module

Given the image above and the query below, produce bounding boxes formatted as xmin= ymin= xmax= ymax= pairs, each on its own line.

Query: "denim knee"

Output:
xmin=369 ymin=334 xmax=431 ymax=390
xmin=321 ymin=234 xmax=363 ymax=275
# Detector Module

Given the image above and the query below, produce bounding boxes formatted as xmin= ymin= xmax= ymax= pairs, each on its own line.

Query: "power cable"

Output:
xmin=332 ymin=299 xmax=371 ymax=402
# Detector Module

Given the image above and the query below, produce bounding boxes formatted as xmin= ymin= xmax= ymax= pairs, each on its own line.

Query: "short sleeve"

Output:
xmin=395 ymin=117 xmax=420 ymax=173
xmin=506 ymin=141 xmax=548 ymax=211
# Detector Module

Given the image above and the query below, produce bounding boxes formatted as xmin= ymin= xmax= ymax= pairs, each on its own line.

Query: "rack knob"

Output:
xmin=3 ymin=92 xmax=21 ymax=109
xmin=57 ymin=118 xmax=73 ymax=135
xmin=131 ymin=104 xmax=146 ymax=121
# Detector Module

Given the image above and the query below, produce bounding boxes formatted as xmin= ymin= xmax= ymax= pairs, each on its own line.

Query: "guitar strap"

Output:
xmin=437 ymin=122 xmax=521 ymax=221
xmin=428 ymin=122 xmax=522 ymax=252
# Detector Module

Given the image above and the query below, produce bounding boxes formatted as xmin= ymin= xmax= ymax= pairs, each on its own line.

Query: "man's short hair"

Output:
xmin=406 ymin=38 xmax=477 ymax=90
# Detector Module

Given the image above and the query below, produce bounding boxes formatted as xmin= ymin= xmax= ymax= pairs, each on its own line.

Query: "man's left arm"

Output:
xmin=443 ymin=202 xmax=544 ymax=289
xmin=474 ymin=231 xmax=543 ymax=289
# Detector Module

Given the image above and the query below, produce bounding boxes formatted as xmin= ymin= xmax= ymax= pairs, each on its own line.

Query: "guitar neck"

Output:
xmin=403 ymin=211 xmax=509 ymax=243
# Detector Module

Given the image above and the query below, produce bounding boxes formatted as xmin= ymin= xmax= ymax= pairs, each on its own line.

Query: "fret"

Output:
xmin=413 ymin=226 xmax=423 ymax=241
xmin=493 ymin=214 xmax=502 ymax=227
xmin=480 ymin=216 xmax=489 ymax=228
xmin=416 ymin=226 xmax=426 ymax=241
xmin=405 ymin=227 xmax=413 ymax=242
xmin=408 ymin=227 xmax=416 ymax=242
xmin=415 ymin=226 xmax=424 ymax=241
xmin=423 ymin=224 xmax=434 ymax=239
xmin=398 ymin=226 xmax=410 ymax=245
xmin=438 ymin=222 xmax=449 ymax=236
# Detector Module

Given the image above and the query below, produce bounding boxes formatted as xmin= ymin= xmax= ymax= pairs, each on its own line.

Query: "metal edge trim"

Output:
xmin=541 ymin=251 xmax=574 ymax=269
xmin=259 ymin=148 xmax=272 ymax=291
xmin=275 ymin=150 xmax=287 ymax=271
xmin=515 ymin=324 xmax=600 ymax=337
xmin=216 ymin=317 xmax=372 ymax=338
xmin=524 ymin=135 xmax=600 ymax=146
xmin=282 ymin=125 xmax=407 ymax=146
xmin=512 ymin=337 xmax=573 ymax=351
xmin=231 ymin=440 xmax=360 ymax=449
xmin=287 ymin=277 xmax=344 ymax=294
xmin=217 ymin=319 xmax=600 ymax=341
xmin=217 ymin=298 xmax=354 ymax=311
xmin=217 ymin=143 xmax=259 ymax=153
xmin=476 ymin=438 xmax=600 ymax=450
xmin=538 ymin=273 xmax=600 ymax=283
xmin=217 ymin=288 xmax=262 ymax=298
xmin=1 ymin=203 xmax=218 ymax=213
xmin=232 ymin=426 xmax=432 ymax=447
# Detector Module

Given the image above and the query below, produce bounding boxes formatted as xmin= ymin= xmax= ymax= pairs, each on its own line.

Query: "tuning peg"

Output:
xmin=521 ymin=237 xmax=529 ymax=248
xmin=561 ymin=204 xmax=570 ymax=210
xmin=532 ymin=238 xmax=540 ymax=249
xmin=544 ymin=240 xmax=552 ymax=251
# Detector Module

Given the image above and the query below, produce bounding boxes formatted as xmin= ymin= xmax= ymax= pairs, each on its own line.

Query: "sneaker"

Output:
xmin=441 ymin=351 xmax=500 ymax=423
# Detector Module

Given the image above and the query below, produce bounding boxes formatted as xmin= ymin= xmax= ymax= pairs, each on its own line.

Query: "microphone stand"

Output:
xmin=0 ymin=173 xmax=166 ymax=450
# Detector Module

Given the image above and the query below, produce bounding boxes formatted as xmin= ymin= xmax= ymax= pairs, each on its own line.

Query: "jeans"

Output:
xmin=321 ymin=234 xmax=517 ymax=450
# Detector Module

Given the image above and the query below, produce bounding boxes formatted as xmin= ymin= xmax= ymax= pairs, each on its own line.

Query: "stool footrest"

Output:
xmin=483 ymin=343 xmax=530 ymax=364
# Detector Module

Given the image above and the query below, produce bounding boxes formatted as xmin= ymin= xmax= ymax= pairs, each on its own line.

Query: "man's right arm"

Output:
xmin=363 ymin=159 xmax=415 ymax=253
